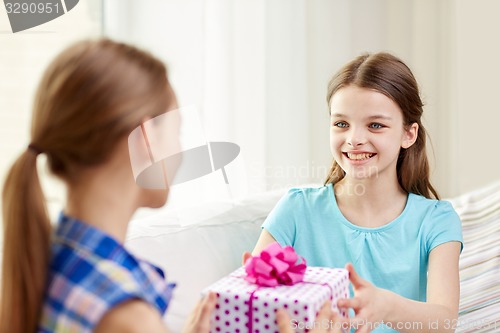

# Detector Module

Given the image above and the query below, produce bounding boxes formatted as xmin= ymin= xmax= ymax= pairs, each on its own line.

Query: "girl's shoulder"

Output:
xmin=409 ymin=194 xmax=463 ymax=252
xmin=272 ymin=184 xmax=335 ymax=215
xmin=410 ymin=193 xmax=456 ymax=212
xmin=409 ymin=193 xmax=460 ymax=223
xmin=283 ymin=184 xmax=333 ymax=202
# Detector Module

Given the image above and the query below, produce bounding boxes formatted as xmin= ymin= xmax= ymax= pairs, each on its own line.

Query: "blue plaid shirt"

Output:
xmin=38 ymin=213 xmax=175 ymax=332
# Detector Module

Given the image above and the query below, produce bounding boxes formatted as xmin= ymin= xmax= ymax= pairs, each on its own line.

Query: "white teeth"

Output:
xmin=347 ymin=153 xmax=374 ymax=160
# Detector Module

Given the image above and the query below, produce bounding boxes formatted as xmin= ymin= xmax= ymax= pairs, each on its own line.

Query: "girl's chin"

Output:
xmin=339 ymin=163 xmax=378 ymax=176
xmin=142 ymin=189 xmax=169 ymax=208
xmin=342 ymin=169 xmax=380 ymax=181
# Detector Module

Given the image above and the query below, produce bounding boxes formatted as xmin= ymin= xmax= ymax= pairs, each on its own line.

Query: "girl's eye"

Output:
xmin=334 ymin=121 xmax=348 ymax=128
xmin=369 ymin=123 xmax=384 ymax=129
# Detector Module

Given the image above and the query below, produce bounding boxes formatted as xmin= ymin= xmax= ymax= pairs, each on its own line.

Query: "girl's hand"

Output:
xmin=181 ymin=292 xmax=217 ymax=333
xmin=337 ymin=263 xmax=389 ymax=333
xmin=276 ymin=301 xmax=346 ymax=333
xmin=242 ymin=251 xmax=252 ymax=265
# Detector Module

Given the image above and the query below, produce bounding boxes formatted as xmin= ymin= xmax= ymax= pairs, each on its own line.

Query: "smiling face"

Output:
xmin=329 ymin=85 xmax=418 ymax=182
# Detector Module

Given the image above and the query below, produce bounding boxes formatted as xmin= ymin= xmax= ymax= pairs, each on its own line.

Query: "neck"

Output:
xmin=64 ymin=159 xmax=139 ymax=243
xmin=334 ymin=175 xmax=408 ymax=227
xmin=336 ymin=176 xmax=405 ymax=202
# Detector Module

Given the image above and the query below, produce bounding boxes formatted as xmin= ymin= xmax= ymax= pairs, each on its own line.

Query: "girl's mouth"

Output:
xmin=343 ymin=152 xmax=376 ymax=160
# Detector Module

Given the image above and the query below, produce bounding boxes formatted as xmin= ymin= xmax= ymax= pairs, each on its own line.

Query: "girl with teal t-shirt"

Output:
xmin=249 ymin=53 xmax=463 ymax=333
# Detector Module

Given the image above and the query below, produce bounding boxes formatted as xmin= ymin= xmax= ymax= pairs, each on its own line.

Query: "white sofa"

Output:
xmin=125 ymin=181 xmax=500 ymax=333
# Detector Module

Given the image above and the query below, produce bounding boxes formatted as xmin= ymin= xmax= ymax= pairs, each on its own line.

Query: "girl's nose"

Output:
xmin=347 ymin=129 xmax=366 ymax=147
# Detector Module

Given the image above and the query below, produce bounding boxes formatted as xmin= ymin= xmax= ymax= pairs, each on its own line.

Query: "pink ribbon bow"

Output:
xmin=244 ymin=242 xmax=307 ymax=287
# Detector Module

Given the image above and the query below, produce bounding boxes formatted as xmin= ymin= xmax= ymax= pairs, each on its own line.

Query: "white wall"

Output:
xmin=454 ymin=0 xmax=500 ymax=195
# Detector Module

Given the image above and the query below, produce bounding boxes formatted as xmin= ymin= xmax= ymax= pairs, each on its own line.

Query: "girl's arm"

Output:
xmin=242 ymin=229 xmax=278 ymax=264
xmin=94 ymin=293 xmax=217 ymax=333
xmin=94 ymin=300 xmax=170 ymax=333
xmin=252 ymin=229 xmax=278 ymax=255
xmin=339 ymin=241 xmax=461 ymax=333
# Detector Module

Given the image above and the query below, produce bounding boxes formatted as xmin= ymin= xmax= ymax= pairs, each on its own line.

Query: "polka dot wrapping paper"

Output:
xmin=202 ymin=266 xmax=349 ymax=333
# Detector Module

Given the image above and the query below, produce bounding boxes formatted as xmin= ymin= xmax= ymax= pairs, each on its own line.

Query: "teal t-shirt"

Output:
xmin=263 ymin=184 xmax=463 ymax=332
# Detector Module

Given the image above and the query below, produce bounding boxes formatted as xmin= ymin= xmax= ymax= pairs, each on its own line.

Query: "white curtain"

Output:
xmin=103 ymin=0 xmax=474 ymax=215
xmin=104 ymin=1 xmax=347 ymax=205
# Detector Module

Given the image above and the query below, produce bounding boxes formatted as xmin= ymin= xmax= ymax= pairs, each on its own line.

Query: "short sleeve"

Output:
xmin=425 ymin=200 xmax=463 ymax=253
xmin=262 ymin=188 xmax=305 ymax=247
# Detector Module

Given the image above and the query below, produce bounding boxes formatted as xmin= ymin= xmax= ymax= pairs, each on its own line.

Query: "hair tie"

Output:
xmin=27 ymin=143 xmax=43 ymax=155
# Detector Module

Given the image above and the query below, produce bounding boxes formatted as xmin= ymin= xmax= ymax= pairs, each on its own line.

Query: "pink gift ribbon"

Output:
xmin=244 ymin=242 xmax=307 ymax=287
xmin=242 ymin=243 xmax=334 ymax=332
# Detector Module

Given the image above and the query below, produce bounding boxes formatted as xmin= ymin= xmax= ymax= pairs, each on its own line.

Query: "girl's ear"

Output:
xmin=402 ymin=122 xmax=418 ymax=149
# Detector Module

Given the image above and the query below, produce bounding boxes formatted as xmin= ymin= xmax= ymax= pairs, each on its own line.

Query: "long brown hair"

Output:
xmin=324 ymin=52 xmax=439 ymax=199
xmin=1 ymin=38 xmax=172 ymax=332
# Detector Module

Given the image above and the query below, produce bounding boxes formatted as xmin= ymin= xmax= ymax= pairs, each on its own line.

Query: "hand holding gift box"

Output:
xmin=202 ymin=242 xmax=349 ymax=333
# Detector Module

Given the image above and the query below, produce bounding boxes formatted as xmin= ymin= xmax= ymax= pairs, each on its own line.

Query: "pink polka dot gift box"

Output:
xmin=202 ymin=242 xmax=349 ymax=333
